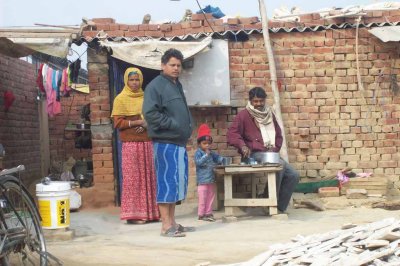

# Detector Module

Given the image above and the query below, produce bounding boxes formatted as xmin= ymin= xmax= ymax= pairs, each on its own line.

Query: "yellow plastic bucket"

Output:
xmin=36 ymin=181 xmax=71 ymax=229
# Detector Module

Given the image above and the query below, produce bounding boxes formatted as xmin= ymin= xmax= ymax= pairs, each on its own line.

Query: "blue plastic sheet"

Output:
xmin=196 ymin=5 xmax=225 ymax=19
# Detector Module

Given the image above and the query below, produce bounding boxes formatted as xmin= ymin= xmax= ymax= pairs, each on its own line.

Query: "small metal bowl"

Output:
xmin=222 ymin=157 xmax=232 ymax=166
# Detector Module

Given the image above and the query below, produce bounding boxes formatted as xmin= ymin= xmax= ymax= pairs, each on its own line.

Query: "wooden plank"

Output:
xmin=341 ymin=188 xmax=387 ymax=194
xmin=269 ymin=206 xmax=278 ymax=215
xmin=224 ymin=198 xmax=276 ymax=207
xmin=224 ymin=174 xmax=233 ymax=216
xmin=0 ymin=28 xmax=77 ymax=33
xmin=343 ymin=185 xmax=387 ymax=189
xmin=267 ymin=172 xmax=278 ymax=215
xmin=224 ymin=166 xmax=282 ymax=174
xmin=251 ymin=176 xmax=257 ymax=198
xmin=0 ymin=32 xmax=74 ymax=38
xmin=224 ymin=174 xmax=233 ymax=200
xmin=345 ymin=177 xmax=387 ymax=182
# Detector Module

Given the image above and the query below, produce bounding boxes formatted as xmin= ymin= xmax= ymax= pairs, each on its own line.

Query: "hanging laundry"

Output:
xmin=60 ymin=68 xmax=71 ymax=97
xmin=69 ymin=59 xmax=81 ymax=83
xmin=45 ymin=67 xmax=54 ymax=117
xmin=56 ymin=70 xmax=62 ymax=101
xmin=51 ymin=69 xmax=61 ymax=115
xmin=36 ymin=63 xmax=45 ymax=93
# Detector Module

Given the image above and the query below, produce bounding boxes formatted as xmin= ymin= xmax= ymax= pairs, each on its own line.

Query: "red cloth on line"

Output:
xmin=3 ymin=90 xmax=15 ymax=112
xmin=36 ymin=63 xmax=45 ymax=92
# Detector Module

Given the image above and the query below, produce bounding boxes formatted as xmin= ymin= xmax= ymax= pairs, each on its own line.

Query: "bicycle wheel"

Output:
xmin=0 ymin=176 xmax=47 ymax=266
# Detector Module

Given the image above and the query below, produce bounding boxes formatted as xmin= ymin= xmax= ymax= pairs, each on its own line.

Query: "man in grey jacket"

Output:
xmin=143 ymin=48 xmax=194 ymax=237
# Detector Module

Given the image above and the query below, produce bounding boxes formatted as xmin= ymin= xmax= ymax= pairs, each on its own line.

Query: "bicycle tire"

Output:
xmin=0 ymin=176 xmax=47 ymax=266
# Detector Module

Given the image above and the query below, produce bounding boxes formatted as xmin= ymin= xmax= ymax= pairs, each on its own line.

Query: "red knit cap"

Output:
xmin=197 ymin=124 xmax=212 ymax=143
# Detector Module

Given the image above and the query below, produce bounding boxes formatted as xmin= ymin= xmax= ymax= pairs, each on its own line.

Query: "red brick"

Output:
xmin=92 ymin=18 xmax=115 ymax=24
xmin=107 ymin=30 xmax=124 ymax=37
xmin=227 ymin=18 xmax=239 ymax=25
xmin=190 ymin=21 xmax=202 ymax=28
xmin=83 ymin=31 xmax=97 ymax=38
xmin=180 ymin=21 xmax=191 ymax=29
xmin=171 ymin=23 xmax=181 ymax=30
xmin=128 ymin=25 xmax=139 ymax=31
xmin=144 ymin=31 xmax=164 ymax=38
xmin=96 ymin=24 xmax=110 ymax=31
xmin=147 ymin=24 xmax=159 ymax=31
xmin=138 ymin=24 xmax=149 ymax=31
xmin=239 ymin=16 xmax=259 ymax=24
xmin=191 ymin=13 xmax=213 ymax=21
xmin=165 ymin=29 xmax=185 ymax=37
xmin=160 ymin=24 xmax=172 ymax=32
xmin=109 ymin=24 xmax=119 ymax=31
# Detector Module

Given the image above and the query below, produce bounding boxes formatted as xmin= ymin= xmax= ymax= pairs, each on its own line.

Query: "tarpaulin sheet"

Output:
xmin=100 ymin=37 xmax=212 ymax=70
xmin=0 ymin=36 xmax=71 ymax=58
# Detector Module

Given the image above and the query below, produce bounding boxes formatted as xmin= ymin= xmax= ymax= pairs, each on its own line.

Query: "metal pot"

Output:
xmin=76 ymin=123 xmax=91 ymax=130
xmin=252 ymin=152 xmax=280 ymax=164
xmin=221 ymin=157 xmax=232 ymax=166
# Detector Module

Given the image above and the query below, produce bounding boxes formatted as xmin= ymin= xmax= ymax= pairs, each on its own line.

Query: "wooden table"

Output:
xmin=215 ymin=164 xmax=282 ymax=216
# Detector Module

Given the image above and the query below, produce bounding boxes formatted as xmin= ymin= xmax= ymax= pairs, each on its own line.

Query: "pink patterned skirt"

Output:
xmin=120 ymin=141 xmax=160 ymax=221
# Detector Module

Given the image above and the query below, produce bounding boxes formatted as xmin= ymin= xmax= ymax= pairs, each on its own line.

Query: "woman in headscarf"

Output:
xmin=111 ymin=67 xmax=160 ymax=224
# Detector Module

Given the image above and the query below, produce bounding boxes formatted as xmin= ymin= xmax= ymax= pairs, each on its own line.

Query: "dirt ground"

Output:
xmin=46 ymin=195 xmax=400 ymax=266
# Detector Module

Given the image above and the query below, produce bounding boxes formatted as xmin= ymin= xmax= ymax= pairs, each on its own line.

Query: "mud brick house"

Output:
xmin=2 ymin=10 xmax=400 ymax=207
xmin=74 ymin=9 xmax=400 ymax=207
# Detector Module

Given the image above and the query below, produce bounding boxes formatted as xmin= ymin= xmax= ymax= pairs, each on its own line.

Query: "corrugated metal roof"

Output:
xmin=79 ymin=21 xmax=400 ymax=43
xmin=369 ymin=25 xmax=400 ymax=42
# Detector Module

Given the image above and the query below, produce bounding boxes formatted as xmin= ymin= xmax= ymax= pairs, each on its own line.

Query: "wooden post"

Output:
xmin=258 ymin=0 xmax=289 ymax=162
xmin=38 ymin=100 xmax=50 ymax=178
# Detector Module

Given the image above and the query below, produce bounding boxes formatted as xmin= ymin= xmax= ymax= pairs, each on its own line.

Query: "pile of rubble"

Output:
xmin=231 ymin=218 xmax=400 ymax=266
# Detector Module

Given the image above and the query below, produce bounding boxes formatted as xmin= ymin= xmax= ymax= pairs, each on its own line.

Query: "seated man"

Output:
xmin=227 ymin=87 xmax=299 ymax=213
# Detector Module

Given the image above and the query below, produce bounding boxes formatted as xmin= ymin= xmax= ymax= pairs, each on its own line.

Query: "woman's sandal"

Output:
xmin=160 ymin=227 xmax=186 ymax=237
xmin=127 ymin=220 xmax=146 ymax=224
xmin=176 ymin=224 xmax=195 ymax=232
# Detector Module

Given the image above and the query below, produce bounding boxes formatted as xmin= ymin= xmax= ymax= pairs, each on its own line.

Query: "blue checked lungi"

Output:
xmin=153 ymin=142 xmax=188 ymax=203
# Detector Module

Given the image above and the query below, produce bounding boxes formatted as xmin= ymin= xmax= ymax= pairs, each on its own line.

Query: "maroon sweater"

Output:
xmin=227 ymin=109 xmax=283 ymax=154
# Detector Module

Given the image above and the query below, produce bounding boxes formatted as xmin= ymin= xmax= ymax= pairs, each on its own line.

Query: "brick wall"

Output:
xmin=84 ymin=11 xmax=400 ymax=204
xmin=86 ymin=48 xmax=115 ymax=207
xmin=0 ymin=54 xmax=41 ymax=189
xmin=48 ymin=91 xmax=91 ymax=168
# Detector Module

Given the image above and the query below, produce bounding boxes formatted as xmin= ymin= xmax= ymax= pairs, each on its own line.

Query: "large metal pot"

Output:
xmin=221 ymin=157 xmax=232 ymax=166
xmin=252 ymin=152 xmax=280 ymax=164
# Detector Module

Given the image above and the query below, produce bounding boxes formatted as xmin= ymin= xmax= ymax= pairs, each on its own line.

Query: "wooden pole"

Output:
xmin=258 ymin=0 xmax=289 ymax=162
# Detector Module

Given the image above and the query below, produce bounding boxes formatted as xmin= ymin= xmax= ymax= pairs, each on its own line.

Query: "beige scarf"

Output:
xmin=246 ymin=101 xmax=276 ymax=148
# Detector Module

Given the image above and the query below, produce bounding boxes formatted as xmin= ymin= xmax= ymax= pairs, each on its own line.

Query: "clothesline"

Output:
xmin=36 ymin=59 xmax=84 ymax=117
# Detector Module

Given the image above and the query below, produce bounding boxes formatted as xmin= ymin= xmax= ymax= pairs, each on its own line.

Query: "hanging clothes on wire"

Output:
xmin=69 ymin=59 xmax=81 ymax=83
xmin=36 ymin=63 xmax=45 ymax=93
xmin=60 ymin=68 xmax=71 ymax=97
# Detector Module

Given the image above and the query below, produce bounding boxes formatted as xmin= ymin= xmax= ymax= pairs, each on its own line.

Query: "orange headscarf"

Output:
xmin=111 ymin=67 xmax=144 ymax=117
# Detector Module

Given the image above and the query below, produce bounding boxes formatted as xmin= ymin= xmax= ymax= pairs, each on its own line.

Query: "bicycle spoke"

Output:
xmin=0 ymin=179 xmax=48 ymax=265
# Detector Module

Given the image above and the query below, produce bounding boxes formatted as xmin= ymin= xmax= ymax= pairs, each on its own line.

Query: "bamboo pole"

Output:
xmin=258 ymin=0 xmax=289 ymax=162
